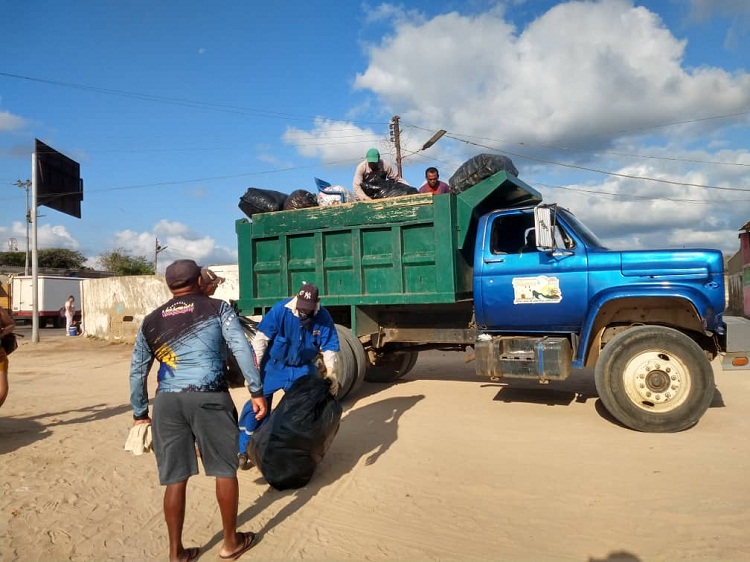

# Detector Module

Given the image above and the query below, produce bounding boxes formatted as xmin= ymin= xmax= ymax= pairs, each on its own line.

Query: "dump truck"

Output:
xmin=235 ymin=170 xmax=745 ymax=432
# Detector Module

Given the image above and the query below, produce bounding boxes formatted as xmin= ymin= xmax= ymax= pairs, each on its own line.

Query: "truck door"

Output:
xmin=475 ymin=210 xmax=589 ymax=331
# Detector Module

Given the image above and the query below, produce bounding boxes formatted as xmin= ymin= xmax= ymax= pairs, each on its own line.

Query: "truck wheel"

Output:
xmin=332 ymin=327 xmax=357 ymax=399
xmin=594 ymin=325 xmax=715 ymax=432
xmin=365 ymin=351 xmax=419 ymax=383
xmin=334 ymin=325 xmax=366 ymax=398
xmin=225 ymin=320 xmax=257 ymax=389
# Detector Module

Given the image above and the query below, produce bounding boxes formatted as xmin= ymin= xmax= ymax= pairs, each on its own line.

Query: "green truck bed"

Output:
xmin=235 ymin=171 xmax=541 ymax=315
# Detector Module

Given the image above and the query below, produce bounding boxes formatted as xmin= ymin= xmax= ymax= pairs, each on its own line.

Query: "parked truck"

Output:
xmin=10 ymin=275 xmax=82 ymax=327
xmin=234 ymin=170 xmax=745 ymax=432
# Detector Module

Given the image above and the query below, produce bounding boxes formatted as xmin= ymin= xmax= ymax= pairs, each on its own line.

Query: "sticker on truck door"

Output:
xmin=512 ymin=276 xmax=562 ymax=304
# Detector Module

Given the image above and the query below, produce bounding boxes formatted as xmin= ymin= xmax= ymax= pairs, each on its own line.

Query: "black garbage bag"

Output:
xmin=238 ymin=188 xmax=288 ymax=218
xmin=448 ymin=154 xmax=519 ymax=193
xmin=362 ymin=178 xmax=417 ymax=199
xmin=283 ymin=189 xmax=319 ymax=210
xmin=247 ymin=375 xmax=342 ymax=490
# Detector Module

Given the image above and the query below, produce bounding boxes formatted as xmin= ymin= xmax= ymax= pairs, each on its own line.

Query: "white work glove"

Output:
xmin=325 ymin=372 xmax=339 ymax=396
xmin=322 ymin=350 xmax=339 ymax=396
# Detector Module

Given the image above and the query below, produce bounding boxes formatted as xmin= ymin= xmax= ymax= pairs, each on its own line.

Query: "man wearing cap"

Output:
xmin=129 ymin=259 xmax=266 ymax=562
xmin=200 ymin=267 xmax=225 ymax=297
xmin=237 ymin=282 xmax=340 ymax=469
xmin=352 ymin=147 xmax=404 ymax=201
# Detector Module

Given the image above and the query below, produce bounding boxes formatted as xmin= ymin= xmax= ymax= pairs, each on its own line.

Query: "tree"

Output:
xmin=0 ymin=252 xmax=25 ymax=267
xmin=0 ymin=248 xmax=87 ymax=269
xmin=38 ymin=249 xmax=87 ymax=269
xmin=99 ymin=249 xmax=155 ymax=276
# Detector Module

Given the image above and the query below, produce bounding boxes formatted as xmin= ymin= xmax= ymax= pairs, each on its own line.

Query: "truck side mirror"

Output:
xmin=534 ymin=205 xmax=556 ymax=249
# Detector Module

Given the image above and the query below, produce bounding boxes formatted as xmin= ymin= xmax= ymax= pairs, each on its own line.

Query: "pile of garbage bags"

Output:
xmin=238 ymin=153 xmax=520 ymax=218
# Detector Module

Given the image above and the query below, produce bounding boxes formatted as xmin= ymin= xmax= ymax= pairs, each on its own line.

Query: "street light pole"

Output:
xmin=390 ymin=115 xmax=403 ymax=177
xmin=154 ymin=237 xmax=167 ymax=273
xmin=14 ymin=179 xmax=32 ymax=275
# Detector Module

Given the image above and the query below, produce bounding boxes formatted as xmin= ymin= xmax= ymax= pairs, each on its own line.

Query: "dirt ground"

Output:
xmin=1 ymin=329 xmax=749 ymax=562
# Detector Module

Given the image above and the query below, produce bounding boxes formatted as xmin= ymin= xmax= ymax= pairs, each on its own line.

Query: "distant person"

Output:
xmin=352 ymin=148 xmax=404 ymax=201
xmin=64 ymin=295 xmax=75 ymax=335
xmin=0 ymin=306 xmax=15 ymax=408
xmin=237 ymin=282 xmax=340 ymax=469
xmin=418 ymin=167 xmax=450 ymax=195
xmin=128 ymin=259 xmax=266 ymax=561
xmin=200 ymin=268 xmax=225 ymax=297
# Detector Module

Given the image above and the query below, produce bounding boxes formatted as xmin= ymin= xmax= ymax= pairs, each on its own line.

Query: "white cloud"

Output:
xmin=4 ymin=222 xmax=81 ymax=251
xmin=108 ymin=220 xmax=236 ymax=273
xmin=537 ymin=154 xmax=749 ymax=255
xmin=281 ymin=0 xmax=749 ymax=258
xmin=353 ymin=0 xmax=750 ymax=147
xmin=0 ymin=109 xmax=28 ymax=132
xmin=687 ymin=0 xmax=750 ymax=19
xmin=283 ymin=117 xmax=385 ymax=164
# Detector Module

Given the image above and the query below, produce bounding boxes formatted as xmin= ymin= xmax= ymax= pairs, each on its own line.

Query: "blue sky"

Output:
xmin=1 ymin=0 xmax=749 ymax=271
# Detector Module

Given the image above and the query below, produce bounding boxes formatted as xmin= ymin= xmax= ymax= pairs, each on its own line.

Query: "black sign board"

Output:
xmin=35 ymin=139 xmax=83 ymax=219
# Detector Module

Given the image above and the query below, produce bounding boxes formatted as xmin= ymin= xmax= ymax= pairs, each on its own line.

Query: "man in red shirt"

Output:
xmin=418 ymin=167 xmax=450 ymax=195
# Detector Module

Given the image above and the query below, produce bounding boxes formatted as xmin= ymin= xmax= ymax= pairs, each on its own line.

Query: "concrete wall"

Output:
xmin=81 ymin=275 xmax=170 ymax=343
xmin=206 ymin=264 xmax=239 ymax=303
xmin=80 ymin=265 xmax=241 ymax=343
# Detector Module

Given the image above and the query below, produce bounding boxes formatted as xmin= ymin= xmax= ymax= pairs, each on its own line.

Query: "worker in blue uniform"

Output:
xmin=237 ymin=282 xmax=340 ymax=469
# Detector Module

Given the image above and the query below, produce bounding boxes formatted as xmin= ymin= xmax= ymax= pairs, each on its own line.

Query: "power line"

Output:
xmin=0 ymin=71 xmax=387 ymax=127
xmin=445 ymin=133 xmax=750 ymax=193
xmin=404 ymin=123 xmax=750 ymax=168
xmin=533 ymin=181 xmax=750 ymax=204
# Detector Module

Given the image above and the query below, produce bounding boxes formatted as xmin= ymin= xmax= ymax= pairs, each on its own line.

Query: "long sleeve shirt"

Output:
xmin=129 ymin=293 xmax=261 ymax=419
xmin=352 ymin=159 xmax=402 ymax=201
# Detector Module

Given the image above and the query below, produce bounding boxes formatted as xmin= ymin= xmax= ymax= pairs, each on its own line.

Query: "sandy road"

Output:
xmin=1 ymin=331 xmax=749 ymax=561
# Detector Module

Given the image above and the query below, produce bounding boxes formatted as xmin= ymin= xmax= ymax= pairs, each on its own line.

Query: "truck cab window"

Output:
xmin=490 ymin=213 xmax=534 ymax=255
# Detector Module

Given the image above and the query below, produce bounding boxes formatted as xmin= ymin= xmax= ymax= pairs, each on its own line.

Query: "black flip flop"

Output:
xmin=219 ymin=532 xmax=257 ymax=560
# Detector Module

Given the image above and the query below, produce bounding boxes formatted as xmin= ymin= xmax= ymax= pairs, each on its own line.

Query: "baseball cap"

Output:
xmin=165 ymin=259 xmax=202 ymax=290
xmin=201 ymin=268 xmax=225 ymax=286
xmin=295 ymin=282 xmax=319 ymax=312
xmin=366 ymin=148 xmax=380 ymax=163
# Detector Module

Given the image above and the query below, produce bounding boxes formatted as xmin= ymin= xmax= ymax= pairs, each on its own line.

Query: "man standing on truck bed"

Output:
xmin=418 ymin=167 xmax=450 ymax=195
xmin=128 ymin=259 xmax=266 ymax=561
xmin=352 ymin=148 xmax=404 ymax=201
xmin=237 ymin=282 xmax=340 ymax=469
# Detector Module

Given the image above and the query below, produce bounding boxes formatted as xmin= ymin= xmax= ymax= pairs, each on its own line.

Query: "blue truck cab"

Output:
xmin=473 ymin=202 xmax=727 ymax=432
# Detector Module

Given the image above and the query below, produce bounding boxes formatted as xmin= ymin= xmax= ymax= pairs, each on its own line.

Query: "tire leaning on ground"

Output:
xmin=594 ymin=325 xmax=715 ymax=433
xmin=334 ymin=325 xmax=366 ymax=399
xmin=364 ymin=350 xmax=420 ymax=383
xmin=225 ymin=319 xmax=257 ymax=389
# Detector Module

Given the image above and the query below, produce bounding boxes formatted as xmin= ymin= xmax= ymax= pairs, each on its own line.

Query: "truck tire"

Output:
xmin=365 ymin=350 xmax=419 ymax=383
xmin=332 ymin=327 xmax=357 ymax=399
xmin=594 ymin=325 xmax=715 ymax=432
xmin=225 ymin=320 xmax=257 ymax=389
xmin=334 ymin=325 xmax=366 ymax=398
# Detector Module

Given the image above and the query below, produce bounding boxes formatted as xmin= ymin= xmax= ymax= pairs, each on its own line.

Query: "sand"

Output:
xmin=1 ymin=329 xmax=749 ymax=562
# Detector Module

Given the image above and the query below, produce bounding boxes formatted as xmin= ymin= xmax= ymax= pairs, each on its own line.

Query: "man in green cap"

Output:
xmin=352 ymin=147 xmax=404 ymax=201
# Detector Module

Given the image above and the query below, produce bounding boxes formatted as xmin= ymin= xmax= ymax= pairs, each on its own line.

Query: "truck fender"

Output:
xmin=577 ymin=286 xmax=715 ymax=368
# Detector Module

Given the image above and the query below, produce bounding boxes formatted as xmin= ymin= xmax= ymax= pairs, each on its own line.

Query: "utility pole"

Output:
xmin=14 ymin=179 xmax=32 ymax=275
xmin=390 ymin=115 xmax=403 ymax=177
xmin=154 ymin=238 xmax=167 ymax=273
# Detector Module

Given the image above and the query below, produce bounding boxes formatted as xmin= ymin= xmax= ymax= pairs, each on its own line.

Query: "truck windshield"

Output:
xmin=558 ymin=208 xmax=607 ymax=249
